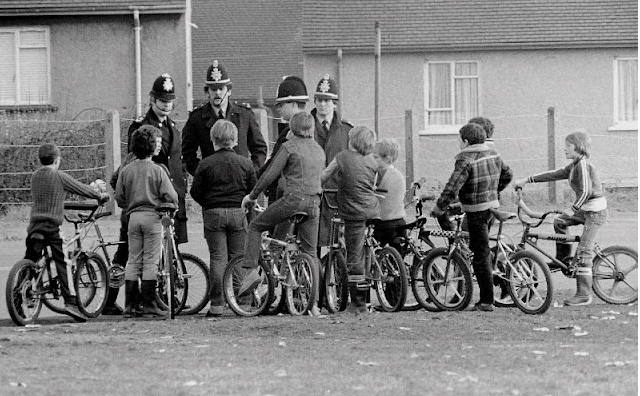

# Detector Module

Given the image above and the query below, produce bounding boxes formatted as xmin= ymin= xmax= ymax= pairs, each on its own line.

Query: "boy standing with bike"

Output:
xmin=431 ymin=123 xmax=512 ymax=312
xmin=25 ymin=143 xmax=110 ymax=322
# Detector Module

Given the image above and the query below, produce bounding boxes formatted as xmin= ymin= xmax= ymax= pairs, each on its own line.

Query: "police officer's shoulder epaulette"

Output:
xmin=134 ymin=115 xmax=145 ymax=123
xmin=341 ymin=118 xmax=354 ymax=128
xmin=190 ymin=102 xmax=207 ymax=113
xmin=236 ymin=101 xmax=252 ymax=110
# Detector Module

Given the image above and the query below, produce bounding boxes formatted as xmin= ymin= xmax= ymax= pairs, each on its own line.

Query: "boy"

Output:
xmin=431 ymin=123 xmax=512 ymax=312
xmin=25 ymin=143 xmax=110 ymax=322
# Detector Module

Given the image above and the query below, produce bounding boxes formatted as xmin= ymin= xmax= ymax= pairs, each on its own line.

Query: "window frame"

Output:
xmin=422 ymin=60 xmax=480 ymax=135
xmin=0 ymin=26 xmax=51 ymax=106
xmin=610 ymin=57 xmax=638 ymax=132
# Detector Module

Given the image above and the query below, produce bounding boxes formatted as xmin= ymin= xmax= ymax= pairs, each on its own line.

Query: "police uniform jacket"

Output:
xmin=182 ymin=101 xmax=267 ymax=176
xmin=311 ymin=108 xmax=353 ymax=189
xmin=127 ymin=109 xmax=188 ymax=222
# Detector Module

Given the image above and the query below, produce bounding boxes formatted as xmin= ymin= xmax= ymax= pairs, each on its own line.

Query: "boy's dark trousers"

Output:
xmin=104 ymin=214 xmax=129 ymax=310
xmin=466 ymin=210 xmax=494 ymax=305
xmin=24 ymin=222 xmax=75 ymax=304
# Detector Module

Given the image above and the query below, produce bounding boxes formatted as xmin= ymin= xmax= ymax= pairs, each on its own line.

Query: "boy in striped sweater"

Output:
xmin=25 ymin=143 xmax=110 ymax=322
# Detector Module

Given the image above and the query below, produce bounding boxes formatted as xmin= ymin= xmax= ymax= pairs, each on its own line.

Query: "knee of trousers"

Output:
xmin=141 ymin=263 xmax=158 ymax=281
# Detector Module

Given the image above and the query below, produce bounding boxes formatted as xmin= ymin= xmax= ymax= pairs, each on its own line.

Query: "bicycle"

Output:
xmin=515 ymin=188 xmax=637 ymax=305
xmin=5 ymin=201 xmax=109 ymax=326
xmin=155 ymin=203 xmax=211 ymax=319
xmin=223 ymin=207 xmax=320 ymax=317
xmin=319 ymin=189 xmax=348 ymax=314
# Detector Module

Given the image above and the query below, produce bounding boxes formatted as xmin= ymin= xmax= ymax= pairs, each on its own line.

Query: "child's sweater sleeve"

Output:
xmin=250 ymin=145 xmax=289 ymax=200
xmin=570 ymin=159 xmax=591 ymax=212
xmin=527 ymin=165 xmax=571 ymax=183
xmin=59 ymin=171 xmax=102 ymax=200
xmin=158 ymin=167 xmax=178 ymax=204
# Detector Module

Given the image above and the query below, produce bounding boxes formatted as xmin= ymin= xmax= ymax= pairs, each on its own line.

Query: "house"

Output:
xmin=0 ymin=0 xmax=189 ymax=121
xmin=300 ymin=0 xmax=638 ymax=191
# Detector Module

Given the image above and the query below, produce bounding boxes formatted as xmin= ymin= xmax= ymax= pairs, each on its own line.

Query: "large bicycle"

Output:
xmin=223 ymin=208 xmax=319 ymax=317
xmin=5 ymin=201 xmax=109 ymax=326
xmin=515 ymin=188 xmax=637 ymax=305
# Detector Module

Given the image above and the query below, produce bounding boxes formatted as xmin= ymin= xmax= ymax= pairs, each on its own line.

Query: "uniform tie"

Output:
xmin=322 ymin=120 xmax=330 ymax=134
xmin=218 ymin=110 xmax=224 ymax=119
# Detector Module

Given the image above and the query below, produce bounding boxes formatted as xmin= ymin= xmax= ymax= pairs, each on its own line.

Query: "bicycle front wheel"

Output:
xmin=374 ymin=247 xmax=408 ymax=312
xmin=75 ymin=252 xmax=109 ymax=318
xmin=177 ymin=252 xmax=210 ymax=315
xmin=507 ymin=251 xmax=553 ymax=315
xmin=285 ymin=253 xmax=319 ymax=316
xmin=6 ymin=260 xmax=43 ymax=326
xmin=410 ymin=256 xmax=441 ymax=312
xmin=423 ymin=247 xmax=472 ymax=311
xmin=323 ymin=250 xmax=348 ymax=313
xmin=223 ymin=256 xmax=273 ymax=317
xmin=592 ymin=245 xmax=638 ymax=304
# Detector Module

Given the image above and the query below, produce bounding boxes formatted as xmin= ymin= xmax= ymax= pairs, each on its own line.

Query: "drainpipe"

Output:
xmin=133 ymin=9 xmax=142 ymax=118
xmin=337 ymin=48 xmax=343 ymax=117
xmin=185 ymin=0 xmax=194 ymax=111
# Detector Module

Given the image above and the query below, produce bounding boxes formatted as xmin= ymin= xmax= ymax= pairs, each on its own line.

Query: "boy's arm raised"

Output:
xmin=59 ymin=171 xmax=103 ymax=201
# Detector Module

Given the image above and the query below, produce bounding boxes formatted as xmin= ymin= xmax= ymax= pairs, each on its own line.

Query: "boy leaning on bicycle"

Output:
xmin=25 ymin=143 xmax=110 ymax=322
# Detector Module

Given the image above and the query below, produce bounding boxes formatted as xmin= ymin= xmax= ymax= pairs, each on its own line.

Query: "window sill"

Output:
xmin=608 ymin=122 xmax=638 ymax=132
xmin=0 ymin=105 xmax=58 ymax=114
xmin=419 ymin=124 xmax=463 ymax=135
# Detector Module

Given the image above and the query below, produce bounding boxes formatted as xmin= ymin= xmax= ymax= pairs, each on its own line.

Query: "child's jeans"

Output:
xmin=373 ymin=218 xmax=406 ymax=254
xmin=554 ymin=209 xmax=608 ymax=266
xmin=344 ymin=220 xmax=367 ymax=283
xmin=466 ymin=210 xmax=494 ymax=305
xmin=126 ymin=211 xmax=162 ymax=281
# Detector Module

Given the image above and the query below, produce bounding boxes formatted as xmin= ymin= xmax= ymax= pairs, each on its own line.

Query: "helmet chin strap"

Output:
xmin=213 ymin=88 xmax=229 ymax=108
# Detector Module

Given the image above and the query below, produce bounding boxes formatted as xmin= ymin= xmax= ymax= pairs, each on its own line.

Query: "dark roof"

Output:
xmin=303 ymin=0 xmax=638 ymax=53
xmin=0 ymin=1 xmax=185 ymax=16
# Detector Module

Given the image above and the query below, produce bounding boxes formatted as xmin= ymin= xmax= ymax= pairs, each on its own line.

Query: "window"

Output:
xmin=0 ymin=27 xmax=50 ymax=106
xmin=424 ymin=61 xmax=479 ymax=134
xmin=612 ymin=58 xmax=638 ymax=131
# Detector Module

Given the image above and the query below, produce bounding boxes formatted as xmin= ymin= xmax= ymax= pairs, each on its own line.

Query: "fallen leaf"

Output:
xmin=602 ymin=310 xmax=620 ymax=315
xmin=274 ymin=369 xmax=287 ymax=377
xmin=600 ymin=316 xmax=616 ymax=320
xmin=532 ymin=350 xmax=547 ymax=355
xmin=574 ymin=331 xmax=589 ymax=337
xmin=457 ymin=375 xmax=479 ymax=382
xmin=628 ymin=311 xmax=638 ymax=316
xmin=533 ymin=327 xmax=550 ymax=332
xmin=24 ymin=324 xmax=41 ymax=328
xmin=605 ymin=361 xmax=626 ymax=367
xmin=553 ymin=301 xmax=563 ymax=307
xmin=399 ymin=327 xmax=412 ymax=331
xmin=574 ymin=351 xmax=589 ymax=356
xmin=9 ymin=382 xmax=27 ymax=387
xmin=410 ymin=352 xmax=419 ymax=358
xmin=555 ymin=325 xmax=581 ymax=331
xmin=154 ymin=349 xmax=165 ymax=353
xmin=314 ymin=332 xmax=325 ymax=336
xmin=278 ymin=341 xmax=286 ymax=347
xmin=357 ymin=360 xmax=379 ymax=366
xmin=160 ymin=335 xmax=173 ymax=339
xmin=193 ymin=345 xmax=210 ymax=348
xmin=183 ymin=380 xmax=198 ymax=387
xmin=444 ymin=371 xmax=458 ymax=376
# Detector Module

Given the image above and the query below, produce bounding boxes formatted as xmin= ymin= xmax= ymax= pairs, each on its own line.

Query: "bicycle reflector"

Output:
xmin=108 ymin=264 xmax=126 ymax=288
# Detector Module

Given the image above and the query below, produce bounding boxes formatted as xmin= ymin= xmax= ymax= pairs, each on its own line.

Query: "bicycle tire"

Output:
xmin=410 ymin=256 xmax=441 ymax=312
xmin=6 ymin=259 xmax=43 ymax=326
xmin=223 ymin=256 xmax=273 ymax=317
xmin=592 ymin=245 xmax=638 ymax=304
xmin=374 ymin=246 xmax=408 ymax=312
xmin=422 ymin=247 xmax=473 ymax=311
xmin=323 ymin=250 xmax=349 ymax=313
xmin=285 ymin=253 xmax=319 ymax=316
xmin=177 ymin=252 xmax=210 ymax=315
xmin=506 ymin=250 xmax=553 ymax=315
xmin=75 ymin=252 xmax=109 ymax=318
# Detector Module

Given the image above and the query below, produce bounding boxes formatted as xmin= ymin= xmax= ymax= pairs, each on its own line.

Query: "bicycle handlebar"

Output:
xmin=514 ymin=188 xmax=562 ymax=227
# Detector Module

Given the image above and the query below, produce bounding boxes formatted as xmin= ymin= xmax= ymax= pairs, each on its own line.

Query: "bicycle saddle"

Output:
xmin=27 ymin=233 xmax=47 ymax=253
xmin=155 ymin=202 xmax=177 ymax=214
xmin=489 ymin=208 xmax=516 ymax=222
xmin=288 ymin=212 xmax=308 ymax=224
xmin=398 ymin=217 xmax=427 ymax=231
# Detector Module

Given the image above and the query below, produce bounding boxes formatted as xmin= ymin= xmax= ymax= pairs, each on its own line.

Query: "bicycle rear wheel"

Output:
xmin=506 ymin=250 xmax=553 ymax=315
xmin=592 ymin=245 xmax=638 ymax=304
xmin=374 ymin=247 xmax=408 ymax=312
xmin=177 ymin=252 xmax=210 ymax=315
xmin=266 ymin=255 xmax=287 ymax=315
xmin=6 ymin=259 xmax=43 ymax=326
xmin=423 ymin=247 xmax=472 ymax=311
xmin=323 ymin=250 xmax=348 ymax=313
xmin=285 ymin=253 xmax=319 ymax=316
xmin=75 ymin=252 xmax=109 ymax=318
xmin=223 ymin=256 xmax=273 ymax=317
xmin=410 ymin=256 xmax=441 ymax=312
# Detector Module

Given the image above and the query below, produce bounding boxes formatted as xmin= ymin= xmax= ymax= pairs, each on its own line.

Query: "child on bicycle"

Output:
xmin=240 ymin=112 xmax=326 ymax=316
xmin=431 ymin=123 xmax=512 ymax=312
xmin=25 ymin=143 xmax=110 ymax=322
xmin=514 ymin=130 xmax=607 ymax=306
xmin=372 ymin=139 xmax=407 ymax=253
xmin=115 ymin=125 xmax=178 ymax=318
xmin=321 ymin=126 xmax=380 ymax=314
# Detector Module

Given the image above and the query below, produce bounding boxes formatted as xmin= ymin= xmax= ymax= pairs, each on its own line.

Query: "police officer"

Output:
xmin=312 ymin=74 xmax=353 ymax=250
xmin=182 ymin=60 xmax=267 ymax=176
xmin=259 ymin=76 xmax=309 ymax=203
xmin=103 ymin=73 xmax=188 ymax=315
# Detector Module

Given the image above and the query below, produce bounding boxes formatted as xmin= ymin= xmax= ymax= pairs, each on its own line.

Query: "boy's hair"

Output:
xmin=459 ymin=123 xmax=486 ymax=145
xmin=38 ymin=143 xmax=60 ymax=165
xmin=374 ymin=139 xmax=399 ymax=163
xmin=289 ymin=112 xmax=314 ymax=138
xmin=131 ymin=125 xmax=161 ymax=159
xmin=565 ymin=130 xmax=591 ymax=158
xmin=348 ymin=126 xmax=376 ymax=155
xmin=468 ymin=116 xmax=494 ymax=139
xmin=210 ymin=119 xmax=238 ymax=148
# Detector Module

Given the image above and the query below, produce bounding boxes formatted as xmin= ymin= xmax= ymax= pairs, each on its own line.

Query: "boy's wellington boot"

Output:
xmin=123 ymin=280 xmax=139 ymax=318
xmin=102 ymin=287 xmax=123 ymax=315
xmin=347 ymin=282 xmax=368 ymax=314
xmin=564 ymin=266 xmax=593 ymax=306
xmin=141 ymin=280 xmax=168 ymax=318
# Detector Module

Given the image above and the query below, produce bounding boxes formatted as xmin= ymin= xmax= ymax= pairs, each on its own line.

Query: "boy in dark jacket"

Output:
xmin=432 ymin=123 xmax=513 ymax=312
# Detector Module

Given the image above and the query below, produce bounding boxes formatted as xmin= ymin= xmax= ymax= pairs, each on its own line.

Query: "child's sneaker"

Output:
xmin=563 ymin=294 xmax=592 ymax=306
xmin=64 ymin=303 xmax=88 ymax=322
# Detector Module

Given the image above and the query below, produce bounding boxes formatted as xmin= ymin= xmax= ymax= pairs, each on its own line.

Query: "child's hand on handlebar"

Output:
xmin=98 ymin=192 xmax=110 ymax=204
xmin=241 ymin=194 xmax=256 ymax=213
xmin=431 ymin=205 xmax=445 ymax=217
xmin=513 ymin=178 xmax=528 ymax=189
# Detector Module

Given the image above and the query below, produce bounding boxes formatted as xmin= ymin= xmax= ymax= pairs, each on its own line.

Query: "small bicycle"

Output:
xmin=319 ymin=189 xmax=349 ymax=314
xmin=5 ymin=201 xmax=110 ymax=326
xmin=223 ymin=207 xmax=320 ymax=317
xmin=515 ymin=188 xmax=637 ymax=305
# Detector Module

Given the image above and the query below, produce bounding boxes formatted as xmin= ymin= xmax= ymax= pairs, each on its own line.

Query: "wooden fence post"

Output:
xmin=404 ymin=109 xmax=414 ymax=194
xmin=104 ymin=110 xmax=121 ymax=214
xmin=547 ymin=107 xmax=556 ymax=203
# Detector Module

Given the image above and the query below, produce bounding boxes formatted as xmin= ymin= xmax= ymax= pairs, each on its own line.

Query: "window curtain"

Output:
xmin=618 ymin=59 xmax=638 ymax=122
xmin=428 ymin=63 xmax=452 ymax=125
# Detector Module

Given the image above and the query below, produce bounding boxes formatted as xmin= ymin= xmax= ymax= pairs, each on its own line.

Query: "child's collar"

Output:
xmin=459 ymin=143 xmax=490 ymax=153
